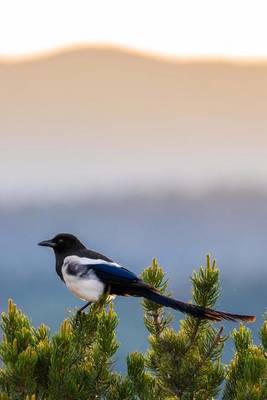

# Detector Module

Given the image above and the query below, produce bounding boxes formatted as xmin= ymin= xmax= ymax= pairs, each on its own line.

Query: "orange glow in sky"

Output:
xmin=1 ymin=0 xmax=267 ymax=60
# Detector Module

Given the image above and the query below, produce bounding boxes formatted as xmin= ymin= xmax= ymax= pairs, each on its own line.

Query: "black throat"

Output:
xmin=55 ymin=253 xmax=66 ymax=280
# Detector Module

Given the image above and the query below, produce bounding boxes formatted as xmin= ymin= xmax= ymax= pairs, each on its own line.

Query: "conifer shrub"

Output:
xmin=0 ymin=256 xmax=266 ymax=399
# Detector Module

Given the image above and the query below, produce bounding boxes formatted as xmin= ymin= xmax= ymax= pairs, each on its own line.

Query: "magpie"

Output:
xmin=38 ymin=233 xmax=255 ymax=322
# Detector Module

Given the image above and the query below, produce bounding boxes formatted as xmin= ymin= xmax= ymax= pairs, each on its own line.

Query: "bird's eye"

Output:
xmin=58 ymin=239 xmax=65 ymax=244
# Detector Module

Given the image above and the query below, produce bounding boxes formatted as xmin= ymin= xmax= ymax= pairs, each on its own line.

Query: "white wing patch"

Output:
xmin=62 ymin=255 xmax=120 ymax=302
xmin=64 ymin=255 xmax=121 ymax=268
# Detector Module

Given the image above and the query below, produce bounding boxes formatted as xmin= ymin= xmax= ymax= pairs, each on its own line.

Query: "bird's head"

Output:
xmin=38 ymin=233 xmax=86 ymax=255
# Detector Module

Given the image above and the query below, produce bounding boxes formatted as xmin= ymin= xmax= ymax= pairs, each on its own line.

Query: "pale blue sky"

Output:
xmin=1 ymin=0 xmax=267 ymax=59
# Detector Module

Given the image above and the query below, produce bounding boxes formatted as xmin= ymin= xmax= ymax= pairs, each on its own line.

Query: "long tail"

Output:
xmin=138 ymin=286 xmax=255 ymax=323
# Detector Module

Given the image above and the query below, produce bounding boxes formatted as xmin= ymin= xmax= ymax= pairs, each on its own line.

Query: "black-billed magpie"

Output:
xmin=38 ymin=233 xmax=255 ymax=322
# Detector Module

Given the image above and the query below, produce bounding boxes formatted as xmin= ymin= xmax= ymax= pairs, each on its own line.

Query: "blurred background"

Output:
xmin=1 ymin=0 xmax=267 ymax=370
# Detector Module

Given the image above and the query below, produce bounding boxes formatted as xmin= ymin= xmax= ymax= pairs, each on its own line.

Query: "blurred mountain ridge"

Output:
xmin=1 ymin=47 xmax=267 ymax=201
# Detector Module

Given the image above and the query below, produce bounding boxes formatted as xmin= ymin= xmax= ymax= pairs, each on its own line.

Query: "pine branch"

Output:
xmin=223 ymin=323 xmax=267 ymax=399
xmin=178 ymin=327 xmax=225 ymax=399
xmin=141 ymin=258 xmax=173 ymax=336
xmin=144 ymin=255 xmax=225 ymax=399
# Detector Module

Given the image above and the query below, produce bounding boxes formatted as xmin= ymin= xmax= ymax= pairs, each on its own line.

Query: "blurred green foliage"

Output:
xmin=0 ymin=256 xmax=266 ymax=399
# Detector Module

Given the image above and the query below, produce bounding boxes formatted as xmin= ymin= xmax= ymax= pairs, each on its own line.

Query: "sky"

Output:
xmin=1 ymin=0 xmax=267 ymax=60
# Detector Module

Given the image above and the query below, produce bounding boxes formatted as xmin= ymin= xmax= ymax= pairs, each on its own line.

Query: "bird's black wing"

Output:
xmin=91 ymin=262 xmax=145 ymax=296
xmin=65 ymin=256 xmax=140 ymax=293
xmin=91 ymin=263 xmax=139 ymax=284
xmin=76 ymin=250 xmax=141 ymax=292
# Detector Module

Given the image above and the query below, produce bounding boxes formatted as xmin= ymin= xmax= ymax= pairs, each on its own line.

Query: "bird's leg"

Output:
xmin=77 ymin=301 xmax=92 ymax=314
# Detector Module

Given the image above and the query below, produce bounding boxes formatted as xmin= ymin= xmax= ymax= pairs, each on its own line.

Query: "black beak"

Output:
xmin=38 ymin=239 xmax=56 ymax=248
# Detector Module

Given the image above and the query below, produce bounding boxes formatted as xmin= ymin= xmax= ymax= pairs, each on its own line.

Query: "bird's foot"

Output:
xmin=77 ymin=301 xmax=92 ymax=314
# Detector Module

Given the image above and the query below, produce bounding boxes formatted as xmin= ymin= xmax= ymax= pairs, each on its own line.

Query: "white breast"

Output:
xmin=62 ymin=259 xmax=105 ymax=302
